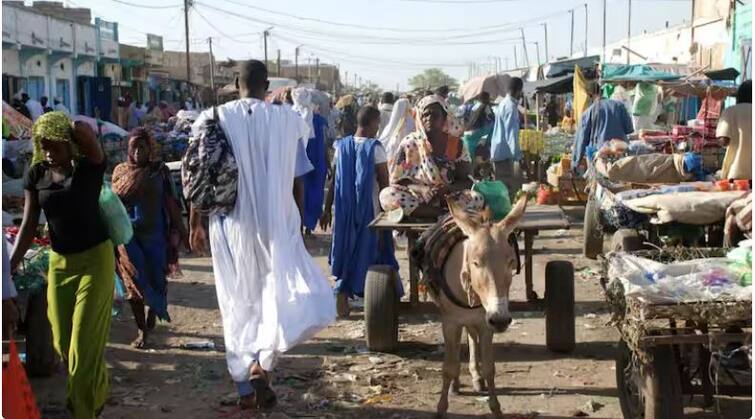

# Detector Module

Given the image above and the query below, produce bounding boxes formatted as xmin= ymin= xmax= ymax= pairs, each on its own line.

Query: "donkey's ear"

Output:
xmin=496 ymin=195 xmax=528 ymax=237
xmin=448 ymin=198 xmax=480 ymax=237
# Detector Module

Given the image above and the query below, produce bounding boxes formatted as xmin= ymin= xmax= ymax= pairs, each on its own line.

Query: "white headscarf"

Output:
xmin=378 ymin=98 xmax=415 ymax=161
xmin=292 ymin=87 xmax=315 ymax=139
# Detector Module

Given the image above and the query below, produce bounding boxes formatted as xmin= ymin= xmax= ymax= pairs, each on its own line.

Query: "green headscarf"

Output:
xmin=31 ymin=111 xmax=78 ymax=165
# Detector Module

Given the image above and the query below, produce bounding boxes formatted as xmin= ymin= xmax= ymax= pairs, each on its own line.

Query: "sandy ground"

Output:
xmin=30 ymin=209 xmax=752 ymax=418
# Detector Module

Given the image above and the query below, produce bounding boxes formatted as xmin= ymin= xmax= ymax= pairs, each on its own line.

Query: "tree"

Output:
xmin=408 ymin=68 xmax=458 ymax=91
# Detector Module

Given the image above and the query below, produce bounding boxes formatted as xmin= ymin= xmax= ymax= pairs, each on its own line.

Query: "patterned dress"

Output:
xmin=379 ymin=131 xmax=484 ymax=216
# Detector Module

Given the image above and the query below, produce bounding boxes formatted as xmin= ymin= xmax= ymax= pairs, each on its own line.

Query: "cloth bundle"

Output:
xmin=595 ymin=153 xmax=692 ymax=184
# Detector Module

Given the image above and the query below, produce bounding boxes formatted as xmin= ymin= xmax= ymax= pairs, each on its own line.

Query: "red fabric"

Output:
xmin=2 ymin=341 xmax=41 ymax=419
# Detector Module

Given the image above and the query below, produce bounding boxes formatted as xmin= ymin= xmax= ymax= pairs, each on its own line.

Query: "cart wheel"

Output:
xmin=611 ymin=229 xmax=644 ymax=252
xmin=616 ymin=340 xmax=684 ymax=419
xmin=583 ymin=195 xmax=603 ymax=259
xmin=25 ymin=288 xmax=58 ymax=377
xmin=545 ymin=261 xmax=575 ymax=353
xmin=364 ymin=265 xmax=399 ymax=352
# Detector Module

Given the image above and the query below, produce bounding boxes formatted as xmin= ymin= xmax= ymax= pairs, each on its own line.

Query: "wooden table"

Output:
xmin=369 ymin=204 xmax=570 ymax=306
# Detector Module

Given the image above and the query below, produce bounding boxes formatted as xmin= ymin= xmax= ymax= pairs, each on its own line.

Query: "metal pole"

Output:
xmin=514 ymin=46 xmax=518 ymax=68
xmin=534 ymin=42 xmax=541 ymax=65
xmin=295 ymin=46 xmax=299 ymax=80
xmin=570 ymin=9 xmax=575 ymax=57
xmin=315 ymin=57 xmax=320 ymax=87
xmin=584 ymin=3 xmax=588 ymax=57
xmin=208 ymin=37 xmax=216 ymax=105
xmin=627 ymin=0 xmax=632 ymax=64
xmin=184 ymin=0 xmax=191 ymax=83
xmin=263 ymin=29 xmax=270 ymax=68
xmin=276 ymin=49 xmax=281 ymax=77
xmin=542 ymin=23 xmax=549 ymax=63
xmin=602 ymin=0 xmax=607 ymax=62
xmin=520 ymin=28 xmax=529 ymax=67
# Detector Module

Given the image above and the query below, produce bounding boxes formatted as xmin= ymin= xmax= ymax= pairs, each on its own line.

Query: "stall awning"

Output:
xmin=523 ymin=74 xmax=574 ymax=95
xmin=601 ymin=63 xmax=682 ymax=82
xmin=544 ymin=55 xmax=600 ymax=78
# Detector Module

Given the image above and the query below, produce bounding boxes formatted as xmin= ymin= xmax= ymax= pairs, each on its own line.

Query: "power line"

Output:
xmin=110 ymin=0 xmax=180 ymax=9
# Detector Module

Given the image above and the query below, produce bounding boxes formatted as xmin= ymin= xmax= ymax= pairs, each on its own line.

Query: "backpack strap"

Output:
xmin=212 ymin=105 xmax=218 ymax=122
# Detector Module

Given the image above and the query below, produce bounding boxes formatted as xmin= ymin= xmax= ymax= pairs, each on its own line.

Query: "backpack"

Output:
xmin=181 ymin=106 xmax=238 ymax=216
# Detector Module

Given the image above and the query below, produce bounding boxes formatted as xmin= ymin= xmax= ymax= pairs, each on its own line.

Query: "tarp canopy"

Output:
xmin=544 ymin=55 xmax=600 ymax=78
xmin=523 ymin=74 xmax=574 ymax=95
xmin=458 ymin=73 xmax=511 ymax=102
xmin=704 ymin=67 xmax=741 ymax=81
xmin=601 ymin=63 xmax=682 ymax=82
xmin=658 ymin=79 xmax=738 ymax=99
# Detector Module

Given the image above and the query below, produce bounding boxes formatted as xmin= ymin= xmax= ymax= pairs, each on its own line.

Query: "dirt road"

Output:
xmin=30 ymin=211 xmax=751 ymax=418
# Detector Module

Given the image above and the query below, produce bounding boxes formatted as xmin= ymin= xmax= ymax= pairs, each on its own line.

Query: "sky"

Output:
xmin=60 ymin=0 xmax=695 ymax=90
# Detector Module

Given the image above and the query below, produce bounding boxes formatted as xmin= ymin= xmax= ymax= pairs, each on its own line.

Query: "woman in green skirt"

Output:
xmin=10 ymin=112 xmax=113 ymax=419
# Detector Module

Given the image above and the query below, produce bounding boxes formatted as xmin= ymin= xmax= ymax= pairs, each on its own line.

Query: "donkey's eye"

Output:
xmin=472 ymin=260 xmax=481 ymax=267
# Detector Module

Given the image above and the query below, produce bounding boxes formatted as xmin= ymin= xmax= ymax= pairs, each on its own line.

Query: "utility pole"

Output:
xmin=513 ymin=46 xmax=518 ymax=68
xmin=533 ymin=42 xmax=541 ymax=65
xmin=627 ymin=0 xmax=632 ymax=64
xmin=569 ymin=9 xmax=575 ymax=57
xmin=520 ymin=28 xmax=529 ymax=67
xmin=184 ymin=0 xmax=191 ymax=83
xmin=263 ymin=27 xmax=272 ymax=69
xmin=276 ymin=49 xmax=281 ymax=77
xmin=208 ymin=37 xmax=216 ymax=105
xmin=584 ymin=3 xmax=588 ymax=57
xmin=345 ymin=70 xmax=348 ymax=87
xmin=542 ymin=23 xmax=549 ymax=63
xmin=295 ymin=45 xmax=300 ymax=81
xmin=315 ymin=57 xmax=320 ymax=88
xmin=602 ymin=0 xmax=607 ymax=62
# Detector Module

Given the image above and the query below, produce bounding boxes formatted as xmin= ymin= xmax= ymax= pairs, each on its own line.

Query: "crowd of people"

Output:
xmin=3 ymin=57 xmax=752 ymax=418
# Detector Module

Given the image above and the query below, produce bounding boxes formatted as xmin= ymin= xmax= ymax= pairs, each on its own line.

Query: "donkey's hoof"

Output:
xmin=472 ymin=377 xmax=486 ymax=392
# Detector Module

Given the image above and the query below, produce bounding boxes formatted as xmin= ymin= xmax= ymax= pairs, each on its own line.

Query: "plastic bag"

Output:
xmin=472 ymin=180 xmax=511 ymax=221
xmin=2 ymin=341 xmax=41 ymax=419
xmin=99 ymin=182 xmax=133 ymax=245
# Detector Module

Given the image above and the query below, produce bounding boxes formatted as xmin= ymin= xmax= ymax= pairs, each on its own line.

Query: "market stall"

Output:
xmin=600 ymin=245 xmax=751 ymax=419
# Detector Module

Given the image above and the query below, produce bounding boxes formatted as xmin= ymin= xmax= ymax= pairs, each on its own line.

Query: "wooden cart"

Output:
xmin=600 ymin=249 xmax=752 ymax=419
xmin=365 ymin=204 xmax=576 ymax=353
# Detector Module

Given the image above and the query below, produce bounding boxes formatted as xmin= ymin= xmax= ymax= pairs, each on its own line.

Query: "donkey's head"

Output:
xmin=448 ymin=196 xmax=528 ymax=333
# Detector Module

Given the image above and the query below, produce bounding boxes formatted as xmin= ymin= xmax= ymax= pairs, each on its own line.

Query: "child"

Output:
xmin=321 ymin=105 xmax=400 ymax=318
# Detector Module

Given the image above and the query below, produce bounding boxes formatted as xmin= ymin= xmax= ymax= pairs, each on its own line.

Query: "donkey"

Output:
xmin=434 ymin=196 xmax=527 ymax=418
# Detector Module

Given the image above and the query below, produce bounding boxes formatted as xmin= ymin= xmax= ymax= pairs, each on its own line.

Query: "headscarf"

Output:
xmin=378 ymin=98 xmax=414 ymax=161
xmin=31 ymin=111 xmax=78 ymax=165
xmin=292 ymin=87 xmax=315 ymax=139
xmin=111 ymin=128 xmax=161 ymax=202
xmin=414 ymin=94 xmax=463 ymax=138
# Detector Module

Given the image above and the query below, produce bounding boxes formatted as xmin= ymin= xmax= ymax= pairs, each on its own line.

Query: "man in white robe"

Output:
xmin=190 ymin=60 xmax=335 ymax=409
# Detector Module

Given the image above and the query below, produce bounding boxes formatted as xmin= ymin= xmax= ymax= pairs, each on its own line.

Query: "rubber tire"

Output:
xmin=611 ymin=229 xmax=644 ymax=252
xmin=545 ymin=261 xmax=575 ymax=353
xmin=364 ymin=265 xmax=399 ymax=352
xmin=616 ymin=340 xmax=684 ymax=419
xmin=583 ymin=195 xmax=603 ymax=259
xmin=25 ymin=288 xmax=58 ymax=377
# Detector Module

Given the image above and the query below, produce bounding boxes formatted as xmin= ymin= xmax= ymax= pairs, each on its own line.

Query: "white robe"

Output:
xmin=192 ymin=98 xmax=335 ymax=381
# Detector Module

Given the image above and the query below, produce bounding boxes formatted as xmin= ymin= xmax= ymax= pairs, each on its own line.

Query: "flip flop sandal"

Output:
xmin=248 ymin=374 xmax=277 ymax=409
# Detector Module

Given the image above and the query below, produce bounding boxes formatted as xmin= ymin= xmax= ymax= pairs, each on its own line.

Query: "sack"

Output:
xmin=2 ymin=341 xmax=41 ymax=419
xmin=181 ymin=106 xmax=238 ymax=216
xmin=472 ymin=180 xmax=511 ymax=221
xmin=99 ymin=182 xmax=133 ymax=245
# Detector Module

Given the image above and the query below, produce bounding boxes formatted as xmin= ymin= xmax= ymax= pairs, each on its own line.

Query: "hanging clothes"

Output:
xmin=302 ymin=114 xmax=329 ymax=231
xmin=192 ymin=99 xmax=335 ymax=382
xmin=330 ymin=136 xmax=400 ymax=298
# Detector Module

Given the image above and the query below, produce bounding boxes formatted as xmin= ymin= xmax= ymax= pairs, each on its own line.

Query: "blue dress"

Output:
xmin=329 ymin=136 xmax=402 ymax=297
xmin=302 ymin=114 xmax=328 ymax=231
